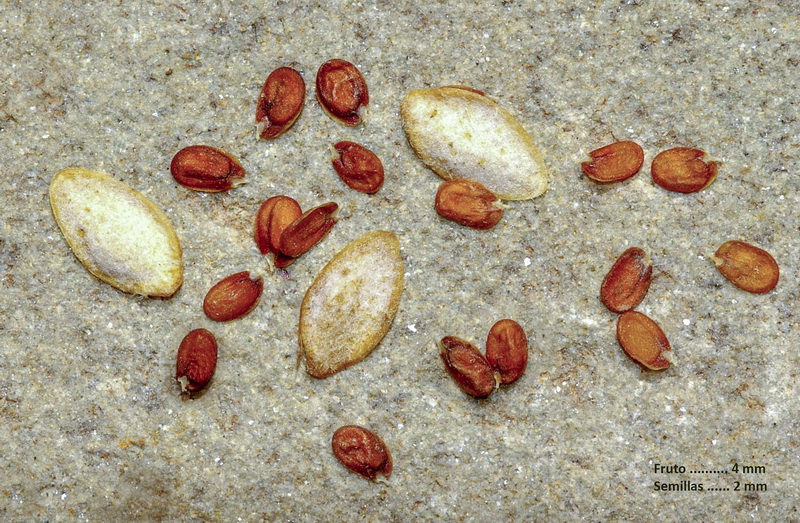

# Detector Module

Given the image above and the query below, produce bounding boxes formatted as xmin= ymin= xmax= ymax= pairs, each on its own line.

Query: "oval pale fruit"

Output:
xmin=400 ymin=86 xmax=548 ymax=200
xmin=299 ymin=231 xmax=404 ymax=378
xmin=49 ymin=168 xmax=183 ymax=297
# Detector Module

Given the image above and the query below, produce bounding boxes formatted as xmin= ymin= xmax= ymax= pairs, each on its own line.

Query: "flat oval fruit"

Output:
xmin=712 ymin=240 xmax=779 ymax=294
xmin=616 ymin=311 xmax=671 ymax=371
xmin=400 ymin=86 xmax=548 ymax=200
xmin=49 ymin=168 xmax=183 ymax=297
xmin=299 ymin=231 xmax=404 ymax=378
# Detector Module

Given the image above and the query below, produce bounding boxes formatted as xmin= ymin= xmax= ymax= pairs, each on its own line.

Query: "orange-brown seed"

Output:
xmin=332 ymin=141 xmax=384 ymax=194
xmin=203 ymin=271 xmax=264 ymax=322
xmin=651 ymin=147 xmax=717 ymax=193
xmin=485 ymin=319 xmax=528 ymax=385
xmin=582 ymin=141 xmax=644 ymax=183
xmin=170 ymin=145 xmax=245 ymax=192
xmin=254 ymin=195 xmax=303 ymax=255
xmin=616 ymin=311 xmax=671 ymax=371
xmin=316 ymin=59 xmax=369 ymax=126
xmin=176 ymin=328 xmax=218 ymax=394
xmin=256 ymin=67 xmax=305 ymax=139
xmin=712 ymin=240 xmax=779 ymax=294
xmin=278 ymin=202 xmax=338 ymax=258
xmin=434 ymin=178 xmax=503 ymax=230
xmin=439 ymin=336 xmax=496 ymax=398
xmin=600 ymin=247 xmax=653 ymax=313
xmin=331 ymin=425 xmax=392 ymax=481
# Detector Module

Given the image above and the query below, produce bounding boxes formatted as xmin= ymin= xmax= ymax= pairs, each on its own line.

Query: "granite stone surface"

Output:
xmin=1 ymin=0 xmax=798 ymax=520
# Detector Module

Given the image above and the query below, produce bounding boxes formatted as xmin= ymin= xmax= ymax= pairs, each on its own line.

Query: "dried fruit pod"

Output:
xmin=254 ymin=195 xmax=303 ymax=255
xmin=401 ymin=86 xmax=548 ymax=200
xmin=651 ymin=147 xmax=717 ymax=193
xmin=256 ymin=66 xmax=305 ymax=139
xmin=439 ymin=336 xmax=496 ymax=398
xmin=176 ymin=328 xmax=218 ymax=393
xmin=616 ymin=311 xmax=671 ymax=371
xmin=434 ymin=178 xmax=503 ymax=230
xmin=331 ymin=425 xmax=392 ymax=481
xmin=711 ymin=240 xmax=779 ymax=294
xmin=203 ymin=271 xmax=264 ymax=322
xmin=581 ymin=141 xmax=644 ymax=183
xmin=170 ymin=145 xmax=245 ymax=192
xmin=332 ymin=141 xmax=384 ymax=194
xmin=49 ymin=168 xmax=183 ymax=297
xmin=485 ymin=319 xmax=528 ymax=385
xmin=278 ymin=202 xmax=338 ymax=258
xmin=299 ymin=231 xmax=404 ymax=378
xmin=316 ymin=59 xmax=369 ymax=126
xmin=599 ymin=247 xmax=653 ymax=313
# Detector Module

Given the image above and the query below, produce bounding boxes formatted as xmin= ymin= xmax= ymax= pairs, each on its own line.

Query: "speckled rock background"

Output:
xmin=1 ymin=0 xmax=798 ymax=520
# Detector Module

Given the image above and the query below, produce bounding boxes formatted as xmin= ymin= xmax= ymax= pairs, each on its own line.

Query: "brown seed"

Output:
xmin=170 ymin=145 xmax=245 ymax=192
xmin=485 ymin=319 xmax=528 ymax=385
xmin=651 ymin=147 xmax=717 ymax=193
xmin=176 ymin=328 xmax=218 ymax=393
xmin=254 ymin=195 xmax=303 ymax=255
xmin=203 ymin=271 xmax=264 ymax=322
xmin=278 ymin=202 xmax=338 ymax=258
xmin=712 ymin=240 xmax=779 ymax=294
xmin=331 ymin=425 xmax=392 ymax=481
xmin=332 ymin=141 xmax=384 ymax=194
xmin=600 ymin=247 xmax=653 ymax=313
xmin=256 ymin=66 xmax=305 ymax=139
xmin=316 ymin=59 xmax=369 ymax=126
xmin=616 ymin=311 xmax=671 ymax=370
xmin=439 ymin=336 xmax=496 ymax=398
xmin=581 ymin=141 xmax=644 ymax=183
xmin=434 ymin=178 xmax=503 ymax=230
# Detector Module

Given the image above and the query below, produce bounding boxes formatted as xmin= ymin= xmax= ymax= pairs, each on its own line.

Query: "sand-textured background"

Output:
xmin=1 ymin=1 xmax=798 ymax=520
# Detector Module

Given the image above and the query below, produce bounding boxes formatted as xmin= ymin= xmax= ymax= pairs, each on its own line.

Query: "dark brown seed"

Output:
xmin=439 ymin=336 xmax=496 ymax=398
xmin=434 ymin=178 xmax=503 ymax=230
xmin=485 ymin=319 xmax=528 ymax=385
xmin=600 ymin=247 xmax=653 ymax=313
xmin=176 ymin=328 xmax=218 ymax=393
xmin=331 ymin=425 xmax=392 ymax=481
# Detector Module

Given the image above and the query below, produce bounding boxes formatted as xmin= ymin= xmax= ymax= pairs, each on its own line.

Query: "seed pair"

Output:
xmin=582 ymin=141 xmax=717 ymax=193
xmin=439 ymin=319 xmax=528 ymax=398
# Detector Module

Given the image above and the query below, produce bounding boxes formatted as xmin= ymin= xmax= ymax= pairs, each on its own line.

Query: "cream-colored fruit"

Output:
xmin=299 ymin=230 xmax=404 ymax=378
xmin=49 ymin=168 xmax=183 ymax=297
xmin=400 ymin=86 xmax=548 ymax=200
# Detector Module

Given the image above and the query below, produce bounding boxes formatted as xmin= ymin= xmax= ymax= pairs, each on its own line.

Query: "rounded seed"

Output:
xmin=203 ymin=271 xmax=264 ymax=322
xmin=316 ymin=59 xmax=368 ymax=126
xmin=581 ymin=141 xmax=644 ymax=183
xmin=616 ymin=311 xmax=671 ymax=371
xmin=434 ymin=178 xmax=503 ymax=230
xmin=439 ymin=336 xmax=496 ymax=398
xmin=651 ymin=147 xmax=717 ymax=193
xmin=176 ymin=328 xmax=218 ymax=394
xmin=170 ymin=145 xmax=245 ymax=192
xmin=712 ymin=240 xmax=779 ymax=294
xmin=599 ymin=247 xmax=653 ymax=313
xmin=332 ymin=141 xmax=384 ymax=194
xmin=485 ymin=319 xmax=529 ymax=385
xmin=256 ymin=66 xmax=305 ymax=139
xmin=331 ymin=425 xmax=392 ymax=481
xmin=254 ymin=195 xmax=303 ymax=255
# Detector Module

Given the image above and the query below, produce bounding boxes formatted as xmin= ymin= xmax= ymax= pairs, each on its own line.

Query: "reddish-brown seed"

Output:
xmin=600 ymin=247 xmax=653 ymax=313
xmin=316 ymin=59 xmax=369 ymax=126
xmin=651 ymin=147 xmax=718 ymax=193
xmin=581 ymin=141 xmax=644 ymax=183
xmin=176 ymin=328 xmax=218 ymax=393
xmin=616 ymin=311 xmax=671 ymax=371
xmin=256 ymin=67 xmax=305 ymax=139
xmin=439 ymin=336 xmax=496 ymax=398
xmin=332 ymin=141 xmax=384 ymax=194
xmin=170 ymin=145 xmax=245 ymax=192
xmin=203 ymin=271 xmax=264 ymax=322
xmin=278 ymin=202 xmax=338 ymax=258
xmin=254 ymin=196 xmax=303 ymax=255
xmin=434 ymin=178 xmax=503 ymax=230
xmin=712 ymin=240 xmax=779 ymax=294
xmin=331 ymin=425 xmax=392 ymax=481
xmin=485 ymin=319 xmax=529 ymax=385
